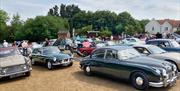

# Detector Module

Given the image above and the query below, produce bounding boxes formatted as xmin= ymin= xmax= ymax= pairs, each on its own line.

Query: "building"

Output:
xmin=145 ymin=19 xmax=180 ymax=34
xmin=87 ymin=31 xmax=100 ymax=38
xmin=57 ymin=31 xmax=70 ymax=39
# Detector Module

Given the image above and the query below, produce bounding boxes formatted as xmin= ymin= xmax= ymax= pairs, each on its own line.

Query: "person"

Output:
xmin=82 ymin=40 xmax=91 ymax=48
xmin=3 ymin=40 xmax=8 ymax=47
xmin=156 ymin=32 xmax=162 ymax=39
xmin=12 ymin=41 xmax=17 ymax=47
xmin=22 ymin=40 xmax=29 ymax=56
xmin=44 ymin=38 xmax=50 ymax=47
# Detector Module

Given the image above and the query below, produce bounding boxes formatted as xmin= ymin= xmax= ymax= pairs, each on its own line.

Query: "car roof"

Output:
xmin=99 ymin=45 xmax=133 ymax=51
xmin=133 ymin=44 xmax=154 ymax=48
xmin=148 ymin=39 xmax=174 ymax=42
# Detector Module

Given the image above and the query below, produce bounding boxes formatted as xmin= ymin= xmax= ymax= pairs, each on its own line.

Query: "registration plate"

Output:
xmin=10 ymin=73 xmax=25 ymax=78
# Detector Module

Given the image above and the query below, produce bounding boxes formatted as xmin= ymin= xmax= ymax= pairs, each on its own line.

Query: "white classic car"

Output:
xmin=0 ymin=47 xmax=32 ymax=79
xmin=133 ymin=44 xmax=180 ymax=72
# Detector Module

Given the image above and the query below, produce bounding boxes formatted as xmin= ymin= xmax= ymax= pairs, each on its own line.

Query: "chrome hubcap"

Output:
xmin=136 ymin=77 xmax=144 ymax=86
xmin=47 ymin=62 xmax=52 ymax=69
xmin=86 ymin=66 xmax=90 ymax=72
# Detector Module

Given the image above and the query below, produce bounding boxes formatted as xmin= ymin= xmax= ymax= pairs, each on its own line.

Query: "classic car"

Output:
xmin=96 ymin=41 xmax=116 ymax=48
xmin=80 ymin=46 xmax=178 ymax=90
xmin=133 ymin=44 xmax=180 ymax=71
xmin=0 ymin=47 xmax=32 ymax=79
xmin=77 ymin=43 xmax=95 ymax=56
xmin=30 ymin=46 xmax=73 ymax=70
xmin=122 ymin=38 xmax=145 ymax=45
xmin=146 ymin=39 xmax=180 ymax=52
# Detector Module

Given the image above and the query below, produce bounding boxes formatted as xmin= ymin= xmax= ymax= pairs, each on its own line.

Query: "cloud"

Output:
xmin=1 ymin=0 xmax=180 ymax=21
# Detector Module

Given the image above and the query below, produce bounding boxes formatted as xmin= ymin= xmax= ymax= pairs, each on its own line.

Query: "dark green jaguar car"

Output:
xmin=80 ymin=46 xmax=179 ymax=90
xmin=30 ymin=46 xmax=73 ymax=70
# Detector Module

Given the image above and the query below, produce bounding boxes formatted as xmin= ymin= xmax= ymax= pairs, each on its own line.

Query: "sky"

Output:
xmin=0 ymin=0 xmax=180 ymax=21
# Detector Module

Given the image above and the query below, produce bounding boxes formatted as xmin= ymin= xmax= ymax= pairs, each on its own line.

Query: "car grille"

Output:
xmin=4 ymin=65 xmax=25 ymax=74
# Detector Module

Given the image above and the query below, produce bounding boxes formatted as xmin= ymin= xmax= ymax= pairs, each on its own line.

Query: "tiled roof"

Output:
xmin=157 ymin=19 xmax=180 ymax=27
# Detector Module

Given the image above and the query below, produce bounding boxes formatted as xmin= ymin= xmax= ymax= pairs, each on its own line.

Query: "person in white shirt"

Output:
xmin=3 ymin=40 xmax=8 ymax=47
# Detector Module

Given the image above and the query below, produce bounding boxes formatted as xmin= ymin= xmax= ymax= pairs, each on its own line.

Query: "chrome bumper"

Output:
xmin=52 ymin=61 xmax=72 ymax=66
xmin=149 ymin=75 xmax=178 ymax=87
xmin=0 ymin=68 xmax=32 ymax=78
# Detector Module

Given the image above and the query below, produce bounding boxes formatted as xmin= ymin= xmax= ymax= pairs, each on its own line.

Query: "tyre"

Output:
xmin=25 ymin=72 xmax=31 ymax=77
xmin=84 ymin=66 xmax=92 ymax=76
xmin=67 ymin=62 xmax=73 ymax=67
xmin=131 ymin=72 xmax=149 ymax=90
xmin=46 ymin=61 xmax=53 ymax=70
xmin=82 ymin=51 xmax=88 ymax=57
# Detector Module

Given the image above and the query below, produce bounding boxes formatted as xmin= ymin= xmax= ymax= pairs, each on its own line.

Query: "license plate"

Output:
xmin=10 ymin=73 xmax=24 ymax=78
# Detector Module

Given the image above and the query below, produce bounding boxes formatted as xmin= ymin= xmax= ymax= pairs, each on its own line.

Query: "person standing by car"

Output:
xmin=22 ymin=40 xmax=29 ymax=56
xmin=3 ymin=40 xmax=8 ymax=47
xmin=44 ymin=38 xmax=50 ymax=47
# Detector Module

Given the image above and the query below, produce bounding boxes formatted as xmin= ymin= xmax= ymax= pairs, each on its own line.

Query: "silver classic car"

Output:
xmin=133 ymin=44 xmax=180 ymax=72
xmin=0 ymin=47 xmax=32 ymax=79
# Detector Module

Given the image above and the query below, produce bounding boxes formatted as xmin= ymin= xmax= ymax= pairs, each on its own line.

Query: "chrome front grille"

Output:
xmin=4 ymin=65 xmax=25 ymax=74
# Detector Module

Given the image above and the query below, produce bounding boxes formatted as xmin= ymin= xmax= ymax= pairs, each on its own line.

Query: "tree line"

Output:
xmin=0 ymin=4 xmax=150 ymax=42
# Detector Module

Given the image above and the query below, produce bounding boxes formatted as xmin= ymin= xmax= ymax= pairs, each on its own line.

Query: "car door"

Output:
xmin=90 ymin=49 xmax=106 ymax=73
xmin=101 ymin=49 xmax=122 ymax=78
xmin=31 ymin=48 xmax=41 ymax=62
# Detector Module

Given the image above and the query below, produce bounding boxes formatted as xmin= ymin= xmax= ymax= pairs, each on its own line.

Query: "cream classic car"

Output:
xmin=133 ymin=44 xmax=180 ymax=72
xmin=0 ymin=47 xmax=32 ymax=79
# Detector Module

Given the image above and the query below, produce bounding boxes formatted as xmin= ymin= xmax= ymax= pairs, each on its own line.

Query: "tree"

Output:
xmin=76 ymin=25 xmax=92 ymax=35
xmin=16 ymin=16 xmax=69 ymax=41
xmin=10 ymin=13 xmax=23 ymax=40
xmin=0 ymin=9 xmax=9 ymax=42
xmin=100 ymin=28 xmax=112 ymax=37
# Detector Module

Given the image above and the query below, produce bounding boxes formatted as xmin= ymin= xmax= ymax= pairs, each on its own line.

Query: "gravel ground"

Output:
xmin=0 ymin=61 xmax=179 ymax=91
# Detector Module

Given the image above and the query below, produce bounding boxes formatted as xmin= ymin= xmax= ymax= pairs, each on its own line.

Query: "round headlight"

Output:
xmin=53 ymin=57 xmax=57 ymax=62
xmin=162 ymin=69 xmax=167 ymax=76
xmin=23 ymin=66 xmax=27 ymax=69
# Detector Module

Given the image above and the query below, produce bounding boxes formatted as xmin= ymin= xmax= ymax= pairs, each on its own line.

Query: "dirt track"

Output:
xmin=0 ymin=61 xmax=180 ymax=91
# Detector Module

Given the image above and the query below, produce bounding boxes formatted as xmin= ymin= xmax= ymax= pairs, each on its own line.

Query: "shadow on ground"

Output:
xmin=72 ymin=71 xmax=172 ymax=91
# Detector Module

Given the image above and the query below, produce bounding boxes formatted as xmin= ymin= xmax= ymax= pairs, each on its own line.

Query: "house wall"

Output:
xmin=145 ymin=20 xmax=161 ymax=34
xmin=161 ymin=21 xmax=172 ymax=33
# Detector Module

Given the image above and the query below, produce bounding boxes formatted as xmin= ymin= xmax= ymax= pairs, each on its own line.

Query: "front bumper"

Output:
xmin=149 ymin=73 xmax=179 ymax=87
xmin=0 ymin=68 xmax=32 ymax=78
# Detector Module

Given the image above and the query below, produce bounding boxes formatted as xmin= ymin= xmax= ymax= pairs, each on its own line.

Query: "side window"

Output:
xmin=91 ymin=49 xmax=105 ymax=58
xmin=159 ymin=41 xmax=170 ymax=47
xmin=147 ymin=41 xmax=158 ymax=45
xmin=105 ymin=50 xmax=117 ymax=59
xmin=33 ymin=49 xmax=39 ymax=54
xmin=134 ymin=47 xmax=149 ymax=54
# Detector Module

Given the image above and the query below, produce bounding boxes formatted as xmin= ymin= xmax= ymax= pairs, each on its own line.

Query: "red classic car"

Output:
xmin=77 ymin=44 xmax=95 ymax=56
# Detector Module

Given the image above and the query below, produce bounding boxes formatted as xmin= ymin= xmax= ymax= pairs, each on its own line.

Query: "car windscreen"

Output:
xmin=118 ymin=48 xmax=141 ymax=60
xmin=148 ymin=46 xmax=166 ymax=54
xmin=0 ymin=48 xmax=18 ymax=58
xmin=171 ymin=40 xmax=180 ymax=47
xmin=43 ymin=47 xmax=60 ymax=55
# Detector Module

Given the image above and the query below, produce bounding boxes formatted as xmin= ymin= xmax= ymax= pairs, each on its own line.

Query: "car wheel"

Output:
xmin=82 ymin=51 xmax=88 ymax=57
xmin=46 ymin=61 xmax=53 ymax=70
xmin=67 ymin=62 xmax=73 ymax=67
xmin=84 ymin=66 xmax=92 ymax=76
xmin=25 ymin=72 xmax=31 ymax=77
xmin=131 ymin=72 xmax=149 ymax=90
